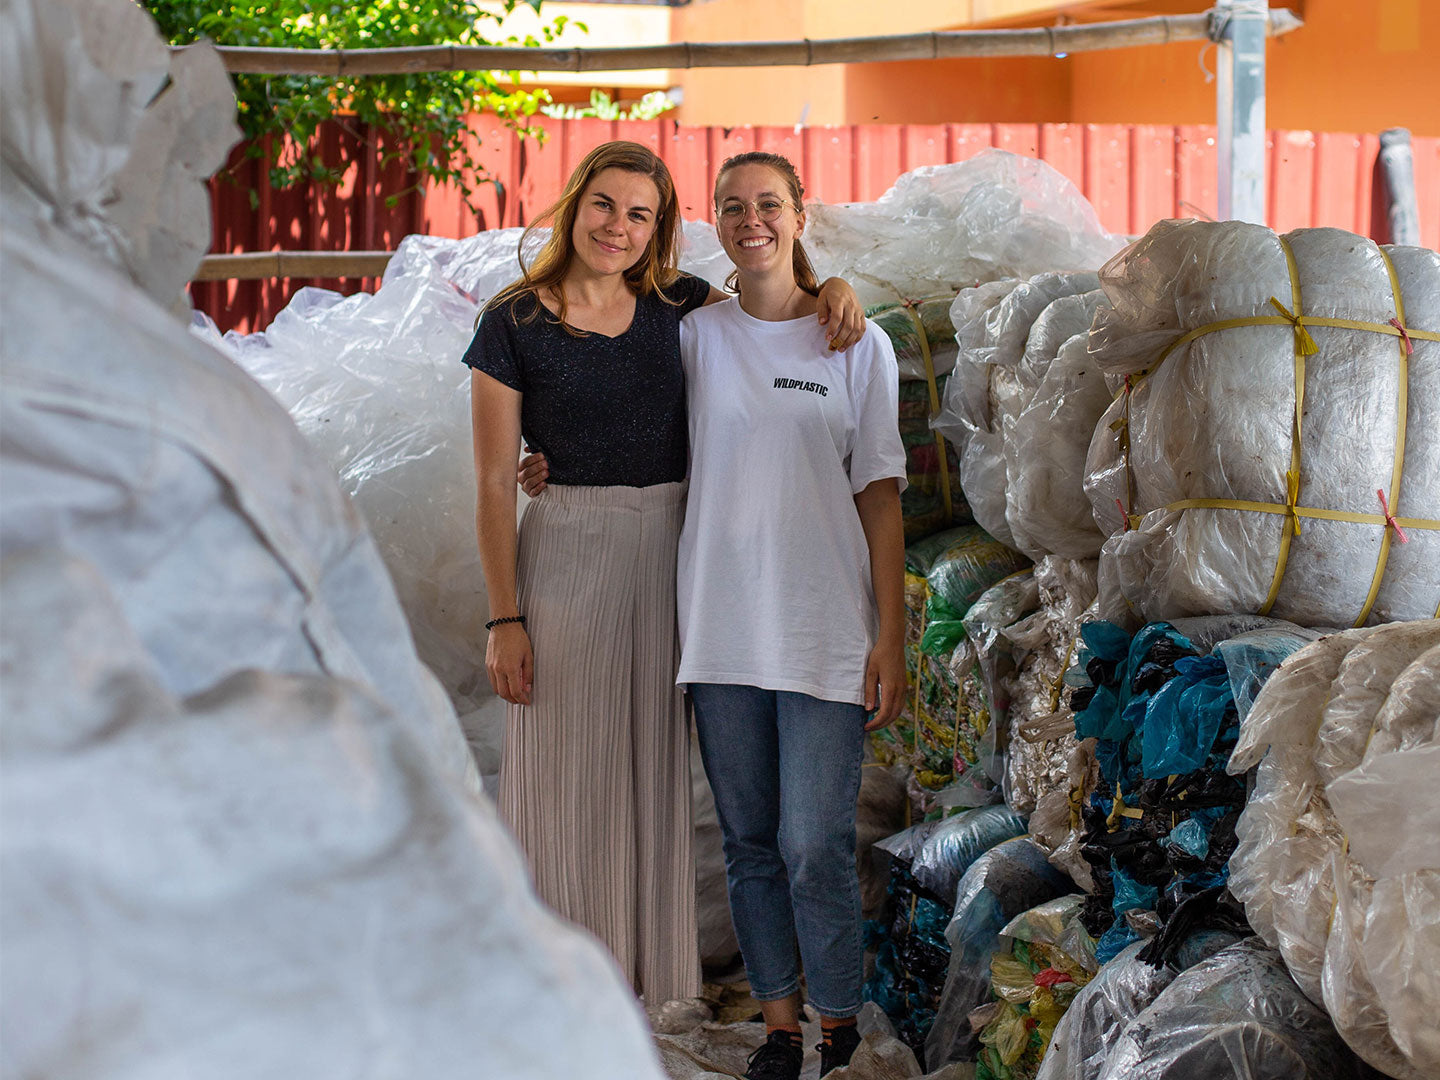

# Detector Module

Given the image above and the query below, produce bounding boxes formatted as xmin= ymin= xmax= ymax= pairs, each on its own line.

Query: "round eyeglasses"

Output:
xmin=717 ymin=198 xmax=798 ymax=226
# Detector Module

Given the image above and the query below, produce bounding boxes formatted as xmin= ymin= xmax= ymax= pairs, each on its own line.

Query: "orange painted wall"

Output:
xmin=670 ymin=0 xmax=1440 ymax=137
xmin=1068 ymin=0 xmax=1439 ymax=134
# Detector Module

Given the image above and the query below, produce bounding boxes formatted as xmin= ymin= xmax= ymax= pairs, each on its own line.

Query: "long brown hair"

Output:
xmin=488 ymin=141 xmax=682 ymax=333
xmin=713 ymin=151 xmax=820 ymax=298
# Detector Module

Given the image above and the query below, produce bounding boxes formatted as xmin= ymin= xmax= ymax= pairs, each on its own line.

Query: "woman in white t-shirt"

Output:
xmin=678 ymin=152 xmax=907 ymax=1080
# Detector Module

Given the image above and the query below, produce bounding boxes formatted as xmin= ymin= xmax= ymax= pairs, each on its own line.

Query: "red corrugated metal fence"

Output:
xmin=193 ymin=117 xmax=1440 ymax=333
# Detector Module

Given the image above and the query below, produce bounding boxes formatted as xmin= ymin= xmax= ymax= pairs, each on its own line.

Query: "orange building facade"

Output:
xmin=666 ymin=0 xmax=1439 ymax=137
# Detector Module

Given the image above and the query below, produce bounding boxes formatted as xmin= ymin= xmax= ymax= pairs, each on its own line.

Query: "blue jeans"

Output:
xmin=689 ymin=683 xmax=866 ymax=1018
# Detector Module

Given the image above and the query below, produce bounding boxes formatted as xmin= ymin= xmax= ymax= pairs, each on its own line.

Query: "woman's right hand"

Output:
xmin=517 ymin=447 xmax=549 ymax=497
xmin=486 ymin=623 xmax=534 ymax=705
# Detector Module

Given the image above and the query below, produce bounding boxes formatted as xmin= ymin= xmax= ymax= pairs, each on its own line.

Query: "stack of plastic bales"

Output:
xmin=874 ymin=527 xmax=1028 ymax=807
xmin=909 ymin=214 xmax=1440 ymax=1080
xmin=1064 ymin=619 xmax=1317 ymax=963
xmin=865 ymin=806 xmax=1028 ymax=1065
xmin=1226 ymin=619 xmax=1440 ymax=1080
xmin=875 ymin=300 xmax=971 ymax=543
xmin=935 ymin=271 xmax=1111 ymax=558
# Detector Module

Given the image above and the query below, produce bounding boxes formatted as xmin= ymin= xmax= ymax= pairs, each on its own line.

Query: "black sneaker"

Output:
xmin=818 ymin=1023 xmax=862 ymax=1076
xmin=745 ymin=1030 xmax=803 ymax=1080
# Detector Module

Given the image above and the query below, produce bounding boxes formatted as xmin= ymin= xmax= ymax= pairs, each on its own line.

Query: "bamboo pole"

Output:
xmin=185 ymin=9 xmax=1303 ymax=77
xmin=194 ymin=251 xmax=394 ymax=281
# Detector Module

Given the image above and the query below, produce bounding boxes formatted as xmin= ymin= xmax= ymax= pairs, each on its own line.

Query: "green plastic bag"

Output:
xmin=925 ymin=526 xmax=1031 ymax=617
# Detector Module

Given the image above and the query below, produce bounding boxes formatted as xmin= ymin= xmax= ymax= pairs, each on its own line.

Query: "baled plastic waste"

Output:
xmin=924 ymin=838 xmax=1072 ymax=1068
xmin=1093 ymin=938 xmax=1376 ymax=1080
xmin=806 ymin=152 xmax=1121 ymax=310
xmin=935 ymin=273 xmax=1107 ymax=556
xmin=1227 ymin=619 xmax=1440 ymax=1080
xmin=1085 ymin=219 xmax=1440 ymax=627
xmin=0 ymin=2 xmax=671 ymax=1074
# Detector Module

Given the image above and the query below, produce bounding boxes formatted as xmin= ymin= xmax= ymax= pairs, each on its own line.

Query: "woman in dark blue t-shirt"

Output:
xmin=463 ymin=140 xmax=862 ymax=1006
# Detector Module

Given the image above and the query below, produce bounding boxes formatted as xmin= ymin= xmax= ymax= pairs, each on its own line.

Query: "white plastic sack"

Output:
xmin=0 ymin=2 xmax=669 ymax=1074
xmin=1094 ymin=938 xmax=1374 ymax=1080
xmin=935 ymin=273 xmax=1103 ymax=554
xmin=805 ymin=151 xmax=1122 ymax=309
xmin=1085 ymin=219 xmax=1440 ymax=627
xmin=0 ymin=552 xmax=665 ymax=1080
xmin=1227 ymin=619 xmax=1440 ymax=1080
xmin=1006 ymin=331 xmax=1113 ymax=559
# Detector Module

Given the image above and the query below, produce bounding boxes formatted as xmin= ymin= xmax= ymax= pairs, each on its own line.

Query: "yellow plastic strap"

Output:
xmin=902 ymin=302 xmax=954 ymax=524
xmin=1268 ymin=297 xmax=1320 ymax=356
xmin=1129 ymin=316 xmax=1440 ymax=390
xmin=1256 ymin=237 xmax=1309 ymax=616
xmin=1354 ymin=248 xmax=1412 ymax=626
xmin=1132 ymin=496 xmax=1440 ymax=532
xmin=1106 ymin=782 xmax=1144 ymax=831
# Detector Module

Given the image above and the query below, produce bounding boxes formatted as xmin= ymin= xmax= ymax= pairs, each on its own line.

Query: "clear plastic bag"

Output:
xmin=1227 ymin=620 xmax=1440 ymax=1080
xmin=1085 ymin=219 xmax=1440 ymax=627
xmin=1034 ymin=933 xmax=1244 ymax=1080
xmin=1006 ymin=331 xmax=1113 ymax=559
xmin=907 ymin=804 xmax=1029 ymax=903
xmin=805 ymin=151 xmax=1121 ymax=310
xmin=969 ymin=895 xmax=1098 ymax=1078
xmin=1094 ymin=939 xmax=1376 ymax=1080
xmin=1001 ymin=558 xmax=1098 ymax=821
xmin=0 ymin=4 xmax=668 ymax=1074
xmin=937 ymin=273 xmax=1106 ymax=557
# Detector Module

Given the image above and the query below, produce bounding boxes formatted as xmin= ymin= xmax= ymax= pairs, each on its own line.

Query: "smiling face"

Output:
xmin=714 ymin=163 xmax=806 ymax=286
xmin=568 ymin=167 xmax=662 ymax=279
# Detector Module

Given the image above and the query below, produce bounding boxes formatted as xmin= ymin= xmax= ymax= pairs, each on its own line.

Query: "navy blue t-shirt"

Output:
xmin=464 ymin=273 xmax=712 ymax=487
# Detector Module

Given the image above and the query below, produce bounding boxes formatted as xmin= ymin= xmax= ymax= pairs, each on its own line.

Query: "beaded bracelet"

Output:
xmin=485 ymin=615 xmax=527 ymax=631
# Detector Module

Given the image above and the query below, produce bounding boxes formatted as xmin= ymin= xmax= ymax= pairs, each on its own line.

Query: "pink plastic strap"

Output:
xmin=1389 ymin=318 xmax=1415 ymax=356
xmin=1378 ymin=489 xmax=1409 ymax=543
xmin=1116 ymin=498 xmax=1130 ymax=532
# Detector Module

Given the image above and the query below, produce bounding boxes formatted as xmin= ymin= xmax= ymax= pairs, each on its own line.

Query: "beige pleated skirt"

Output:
xmin=498 ymin=480 xmax=700 ymax=1004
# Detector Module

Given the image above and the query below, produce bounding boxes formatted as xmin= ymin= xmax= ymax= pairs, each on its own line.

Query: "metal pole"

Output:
xmin=1214 ymin=0 xmax=1269 ymax=224
xmin=1379 ymin=128 xmax=1421 ymax=246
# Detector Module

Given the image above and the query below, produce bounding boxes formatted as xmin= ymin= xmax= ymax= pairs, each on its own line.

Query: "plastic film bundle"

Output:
xmin=805 ymin=152 xmax=1122 ymax=310
xmin=935 ymin=272 xmax=1112 ymax=560
xmin=1086 ymin=220 xmax=1440 ymax=628
xmin=1226 ymin=619 xmax=1440 ymax=1080
xmin=1092 ymin=939 xmax=1375 ymax=1080
xmin=867 ymin=806 xmax=1029 ymax=1064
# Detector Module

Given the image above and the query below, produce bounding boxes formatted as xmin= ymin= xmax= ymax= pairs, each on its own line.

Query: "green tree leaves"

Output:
xmin=143 ymin=1 xmax=566 ymax=212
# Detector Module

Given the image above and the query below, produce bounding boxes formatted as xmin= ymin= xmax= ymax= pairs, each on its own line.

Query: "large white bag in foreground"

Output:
xmin=0 ymin=1 xmax=667 ymax=1075
xmin=1226 ymin=620 xmax=1440 ymax=1080
xmin=1086 ymin=219 xmax=1440 ymax=627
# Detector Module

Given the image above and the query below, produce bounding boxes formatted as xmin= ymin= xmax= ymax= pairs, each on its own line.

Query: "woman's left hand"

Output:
xmin=816 ymin=277 xmax=866 ymax=352
xmin=862 ymin=639 xmax=907 ymax=731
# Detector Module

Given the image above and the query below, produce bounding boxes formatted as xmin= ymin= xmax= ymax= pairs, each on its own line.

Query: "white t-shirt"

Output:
xmin=675 ymin=298 xmax=908 ymax=705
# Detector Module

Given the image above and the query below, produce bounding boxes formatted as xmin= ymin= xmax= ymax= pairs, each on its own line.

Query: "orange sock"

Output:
xmin=820 ymin=1017 xmax=857 ymax=1045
